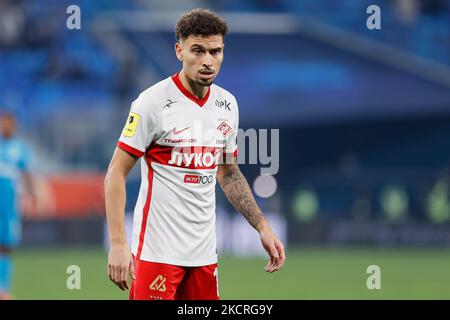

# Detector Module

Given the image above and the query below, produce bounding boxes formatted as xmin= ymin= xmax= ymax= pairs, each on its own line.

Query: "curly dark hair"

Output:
xmin=175 ymin=9 xmax=228 ymax=42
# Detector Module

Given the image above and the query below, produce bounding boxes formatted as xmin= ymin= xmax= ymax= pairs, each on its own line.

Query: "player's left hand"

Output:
xmin=258 ymin=221 xmax=286 ymax=273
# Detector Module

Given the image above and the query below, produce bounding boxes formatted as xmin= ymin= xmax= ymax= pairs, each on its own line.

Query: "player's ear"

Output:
xmin=175 ymin=42 xmax=183 ymax=62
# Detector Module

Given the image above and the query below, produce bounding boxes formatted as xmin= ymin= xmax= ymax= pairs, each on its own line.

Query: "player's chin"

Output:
xmin=197 ymin=75 xmax=216 ymax=86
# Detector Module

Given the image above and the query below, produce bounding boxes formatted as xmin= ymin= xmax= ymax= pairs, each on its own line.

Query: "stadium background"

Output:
xmin=1 ymin=0 xmax=450 ymax=299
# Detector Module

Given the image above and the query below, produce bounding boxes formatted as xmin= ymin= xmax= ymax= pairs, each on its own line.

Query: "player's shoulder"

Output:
xmin=9 ymin=137 xmax=27 ymax=148
xmin=16 ymin=138 xmax=30 ymax=154
xmin=131 ymin=77 xmax=173 ymax=113
xmin=211 ymin=83 xmax=237 ymax=102
xmin=5 ymin=137 xmax=29 ymax=158
xmin=138 ymin=77 xmax=173 ymax=100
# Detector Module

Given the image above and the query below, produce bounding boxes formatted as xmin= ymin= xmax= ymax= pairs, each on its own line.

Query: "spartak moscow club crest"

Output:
xmin=217 ymin=122 xmax=233 ymax=137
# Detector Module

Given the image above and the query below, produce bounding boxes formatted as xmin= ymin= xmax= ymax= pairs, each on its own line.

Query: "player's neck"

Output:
xmin=178 ymin=71 xmax=208 ymax=100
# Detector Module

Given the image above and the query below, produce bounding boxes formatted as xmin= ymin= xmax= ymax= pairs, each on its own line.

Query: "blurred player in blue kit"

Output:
xmin=0 ymin=111 xmax=35 ymax=300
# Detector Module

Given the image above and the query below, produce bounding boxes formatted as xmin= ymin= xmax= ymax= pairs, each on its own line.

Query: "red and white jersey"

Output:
xmin=117 ymin=73 xmax=238 ymax=266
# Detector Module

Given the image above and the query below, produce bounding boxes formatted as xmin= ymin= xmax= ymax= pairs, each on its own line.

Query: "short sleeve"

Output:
xmin=224 ymin=95 xmax=239 ymax=158
xmin=117 ymin=94 xmax=159 ymax=157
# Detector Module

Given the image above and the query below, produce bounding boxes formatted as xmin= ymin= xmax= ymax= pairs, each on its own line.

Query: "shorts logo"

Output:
xmin=122 ymin=112 xmax=140 ymax=137
xmin=217 ymin=122 xmax=232 ymax=137
xmin=149 ymin=275 xmax=166 ymax=292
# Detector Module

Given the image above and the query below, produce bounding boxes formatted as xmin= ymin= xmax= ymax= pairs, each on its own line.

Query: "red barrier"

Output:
xmin=21 ymin=173 xmax=105 ymax=219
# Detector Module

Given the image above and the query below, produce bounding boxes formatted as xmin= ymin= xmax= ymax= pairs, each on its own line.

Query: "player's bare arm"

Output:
xmin=21 ymin=172 xmax=34 ymax=196
xmin=216 ymin=163 xmax=286 ymax=273
xmin=21 ymin=171 xmax=36 ymax=211
xmin=104 ymin=147 xmax=138 ymax=290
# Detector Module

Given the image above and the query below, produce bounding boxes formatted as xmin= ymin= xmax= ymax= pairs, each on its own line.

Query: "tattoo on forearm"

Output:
xmin=218 ymin=165 xmax=264 ymax=229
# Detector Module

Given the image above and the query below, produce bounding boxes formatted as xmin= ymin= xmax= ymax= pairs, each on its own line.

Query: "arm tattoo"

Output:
xmin=217 ymin=164 xmax=264 ymax=230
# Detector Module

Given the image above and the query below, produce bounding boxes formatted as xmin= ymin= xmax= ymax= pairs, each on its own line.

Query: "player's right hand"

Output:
xmin=107 ymin=244 xmax=135 ymax=291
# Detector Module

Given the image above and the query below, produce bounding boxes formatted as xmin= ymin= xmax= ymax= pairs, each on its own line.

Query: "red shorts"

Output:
xmin=129 ymin=258 xmax=220 ymax=300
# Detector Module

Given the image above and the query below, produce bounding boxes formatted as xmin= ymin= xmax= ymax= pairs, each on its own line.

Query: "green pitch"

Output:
xmin=11 ymin=247 xmax=450 ymax=299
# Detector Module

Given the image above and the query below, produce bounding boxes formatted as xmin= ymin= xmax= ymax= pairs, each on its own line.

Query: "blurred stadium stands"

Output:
xmin=1 ymin=0 xmax=450 ymax=249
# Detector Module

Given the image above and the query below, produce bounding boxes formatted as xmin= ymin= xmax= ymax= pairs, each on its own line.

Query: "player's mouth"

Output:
xmin=199 ymin=70 xmax=215 ymax=80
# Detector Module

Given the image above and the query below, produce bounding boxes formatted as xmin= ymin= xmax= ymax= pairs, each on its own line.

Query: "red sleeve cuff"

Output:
xmin=117 ymin=141 xmax=144 ymax=158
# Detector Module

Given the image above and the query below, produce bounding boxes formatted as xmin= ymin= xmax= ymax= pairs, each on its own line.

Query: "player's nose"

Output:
xmin=202 ymin=55 xmax=213 ymax=68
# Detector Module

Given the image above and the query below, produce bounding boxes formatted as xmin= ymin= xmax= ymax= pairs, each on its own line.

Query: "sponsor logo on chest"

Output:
xmin=168 ymin=148 xmax=222 ymax=168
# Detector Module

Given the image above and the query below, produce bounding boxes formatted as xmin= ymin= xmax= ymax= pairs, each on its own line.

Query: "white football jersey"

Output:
xmin=117 ymin=73 xmax=238 ymax=266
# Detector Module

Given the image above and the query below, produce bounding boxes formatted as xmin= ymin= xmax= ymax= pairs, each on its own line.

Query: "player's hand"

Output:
xmin=258 ymin=220 xmax=286 ymax=273
xmin=107 ymin=243 xmax=135 ymax=291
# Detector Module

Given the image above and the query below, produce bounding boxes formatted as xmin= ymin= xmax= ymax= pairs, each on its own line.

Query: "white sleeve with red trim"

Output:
xmin=117 ymin=94 xmax=159 ymax=157
xmin=225 ymin=95 xmax=239 ymax=157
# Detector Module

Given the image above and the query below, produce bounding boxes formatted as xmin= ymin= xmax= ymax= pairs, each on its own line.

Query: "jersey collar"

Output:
xmin=171 ymin=72 xmax=211 ymax=107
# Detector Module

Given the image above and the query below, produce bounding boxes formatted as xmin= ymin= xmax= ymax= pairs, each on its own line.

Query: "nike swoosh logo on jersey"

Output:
xmin=172 ymin=127 xmax=190 ymax=135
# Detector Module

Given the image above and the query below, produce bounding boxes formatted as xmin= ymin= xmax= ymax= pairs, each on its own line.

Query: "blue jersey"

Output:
xmin=0 ymin=136 xmax=30 ymax=212
xmin=0 ymin=136 xmax=29 ymax=246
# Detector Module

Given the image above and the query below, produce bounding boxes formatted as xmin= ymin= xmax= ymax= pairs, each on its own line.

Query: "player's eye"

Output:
xmin=210 ymin=49 xmax=221 ymax=55
xmin=192 ymin=48 xmax=203 ymax=55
